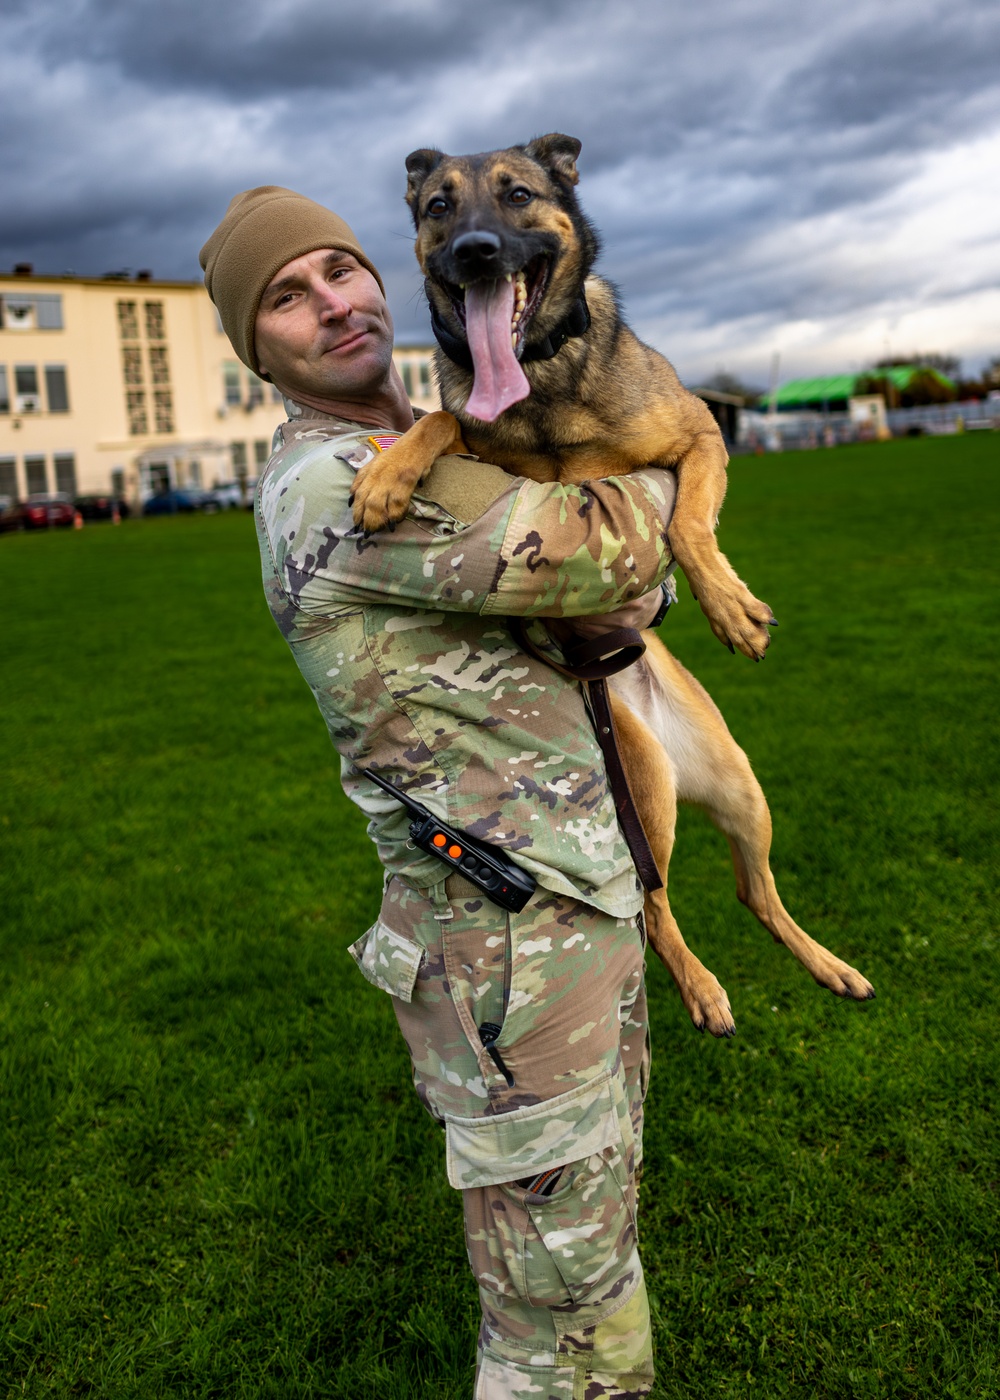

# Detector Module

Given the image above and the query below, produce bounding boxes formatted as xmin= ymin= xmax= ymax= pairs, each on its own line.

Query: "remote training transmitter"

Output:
xmin=364 ymin=769 xmax=537 ymax=913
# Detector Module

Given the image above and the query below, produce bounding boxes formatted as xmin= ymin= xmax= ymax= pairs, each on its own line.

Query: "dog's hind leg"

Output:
xmin=636 ymin=639 xmax=875 ymax=1002
xmin=610 ymin=691 xmax=736 ymax=1037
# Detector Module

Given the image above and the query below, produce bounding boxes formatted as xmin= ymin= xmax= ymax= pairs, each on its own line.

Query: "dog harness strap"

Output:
xmin=430 ymin=295 xmax=591 ymax=372
xmin=506 ymin=618 xmax=663 ymax=893
xmin=430 ymin=302 xmax=475 ymax=371
xmin=507 ymin=618 xmax=646 ymax=682
xmin=560 ymin=627 xmax=647 ymax=678
xmin=520 ymin=295 xmax=592 ymax=363
xmin=587 ymin=677 xmax=664 ymax=893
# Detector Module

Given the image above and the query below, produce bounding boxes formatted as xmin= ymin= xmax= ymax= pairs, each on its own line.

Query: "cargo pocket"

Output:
xmin=348 ymin=919 xmax=424 ymax=1003
xmin=446 ymin=1066 xmax=621 ymax=1191
xmin=467 ymin=1142 xmax=636 ymax=1310
xmin=518 ymin=1143 xmax=635 ymax=1306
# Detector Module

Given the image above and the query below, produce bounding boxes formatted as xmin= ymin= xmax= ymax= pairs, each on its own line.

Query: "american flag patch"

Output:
xmin=367 ymin=434 xmax=401 ymax=453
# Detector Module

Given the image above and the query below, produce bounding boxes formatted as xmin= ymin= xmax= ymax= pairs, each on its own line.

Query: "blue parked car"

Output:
xmin=142 ymin=489 xmax=221 ymax=516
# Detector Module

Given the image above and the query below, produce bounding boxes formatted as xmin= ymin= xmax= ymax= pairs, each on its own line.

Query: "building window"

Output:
xmin=111 ymin=467 xmax=125 ymax=497
xmin=0 ymin=293 xmax=63 ymax=331
xmin=153 ymin=389 xmax=174 ymax=433
xmin=144 ymin=301 xmax=165 ymax=341
xmin=419 ymin=360 xmax=431 ymax=393
xmin=54 ymin=453 xmax=76 ymax=496
xmin=246 ymin=373 xmax=264 ymax=408
xmin=269 ymin=383 xmax=283 ymax=403
xmin=122 ymin=346 xmax=144 ymax=385
xmin=254 ymin=439 xmax=270 ymax=468
xmin=14 ymin=365 xmax=40 ymax=413
xmin=223 ymin=362 xmax=242 ymax=407
xmin=117 ymin=300 xmax=139 ymax=340
xmin=148 ymin=344 xmax=170 ymax=384
xmin=0 ymin=366 xmax=8 ymax=414
xmin=230 ymin=442 xmax=248 ymax=473
xmin=0 ymin=458 xmax=16 ymax=498
xmin=45 ymin=365 xmax=70 ymax=413
xmin=188 ymin=459 xmax=201 ymax=487
xmin=401 ymin=362 xmax=414 ymax=397
xmin=25 ymin=455 xmax=47 ymax=495
xmin=127 ymin=389 xmax=148 ymax=435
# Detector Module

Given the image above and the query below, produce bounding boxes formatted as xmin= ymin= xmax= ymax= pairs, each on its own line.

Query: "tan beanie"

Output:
xmin=199 ymin=185 xmax=385 ymax=375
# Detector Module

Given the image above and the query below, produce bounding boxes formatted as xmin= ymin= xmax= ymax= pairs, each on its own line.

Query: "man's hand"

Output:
xmin=572 ymin=587 xmax=666 ymax=640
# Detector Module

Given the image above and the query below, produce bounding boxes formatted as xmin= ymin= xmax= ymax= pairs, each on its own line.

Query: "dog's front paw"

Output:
xmin=350 ymin=458 xmax=418 ymax=534
xmin=701 ymin=581 xmax=776 ymax=662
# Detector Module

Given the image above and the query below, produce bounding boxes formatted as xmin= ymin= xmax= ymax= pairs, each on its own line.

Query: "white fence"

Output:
xmin=737 ymin=397 xmax=1000 ymax=453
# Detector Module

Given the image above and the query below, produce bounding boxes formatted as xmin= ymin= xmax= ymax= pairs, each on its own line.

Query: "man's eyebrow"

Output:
xmin=263 ymin=252 xmax=354 ymax=300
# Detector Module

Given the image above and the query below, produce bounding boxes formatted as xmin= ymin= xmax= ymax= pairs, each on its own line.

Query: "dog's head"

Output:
xmin=404 ymin=134 xmax=599 ymax=421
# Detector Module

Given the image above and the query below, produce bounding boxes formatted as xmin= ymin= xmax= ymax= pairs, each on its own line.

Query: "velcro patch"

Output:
xmin=367 ymin=434 xmax=401 ymax=453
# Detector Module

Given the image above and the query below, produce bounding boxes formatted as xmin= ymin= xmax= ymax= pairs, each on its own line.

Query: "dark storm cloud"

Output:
xmin=15 ymin=0 xmax=586 ymax=98
xmin=2 ymin=0 xmax=998 ymax=377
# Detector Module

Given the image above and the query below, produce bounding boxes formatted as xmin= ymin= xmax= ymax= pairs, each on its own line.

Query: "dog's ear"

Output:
xmin=405 ymin=148 xmax=445 ymax=207
xmin=524 ymin=133 xmax=582 ymax=187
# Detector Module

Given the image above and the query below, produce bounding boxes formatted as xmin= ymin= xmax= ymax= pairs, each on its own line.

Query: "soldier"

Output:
xmin=201 ymin=186 xmax=678 ymax=1400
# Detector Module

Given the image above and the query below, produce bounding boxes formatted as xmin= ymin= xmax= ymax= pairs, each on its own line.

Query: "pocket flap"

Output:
xmin=348 ymin=920 xmax=424 ymax=1003
xmin=445 ymin=1068 xmax=621 ymax=1190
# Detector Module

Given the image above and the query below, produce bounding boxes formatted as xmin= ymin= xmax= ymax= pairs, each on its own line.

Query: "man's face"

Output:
xmin=254 ymin=248 xmax=394 ymax=402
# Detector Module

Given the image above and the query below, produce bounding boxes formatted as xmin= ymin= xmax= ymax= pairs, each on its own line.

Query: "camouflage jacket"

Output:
xmin=256 ymin=399 xmax=676 ymax=919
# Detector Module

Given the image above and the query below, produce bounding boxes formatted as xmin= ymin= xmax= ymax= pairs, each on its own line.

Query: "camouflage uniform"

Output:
xmin=256 ymin=399 xmax=676 ymax=1399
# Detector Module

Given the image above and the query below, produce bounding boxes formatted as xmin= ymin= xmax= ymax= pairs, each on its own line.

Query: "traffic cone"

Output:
xmin=74 ymin=510 xmax=84 ymax=529
xmin=112 ymin=505 xmax=121 ymax=525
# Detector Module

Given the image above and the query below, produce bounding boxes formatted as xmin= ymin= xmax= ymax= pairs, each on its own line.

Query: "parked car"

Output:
xmin=211 ymin=480 xmax=258 ymax=509
xmin=23 ymin=493 xmax=75 ymax=529
xmin=75 ymin=494 xmax=131 ymax=522
xmin=142 ymin=489 xmax=220 ymax=516
xmin=0 ymin=495 xmax=25 ymax=533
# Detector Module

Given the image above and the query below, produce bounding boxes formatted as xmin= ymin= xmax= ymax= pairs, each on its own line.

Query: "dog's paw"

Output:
xmin=701 ymin=582 xmax=776 ymax=661
xmin=812 ymin=954 xmax=876 ymax=1001
xmin=678 ymin=957 xmax=736 ymax=1037
xmin=350 ymin=458 xmax=418 ymax=534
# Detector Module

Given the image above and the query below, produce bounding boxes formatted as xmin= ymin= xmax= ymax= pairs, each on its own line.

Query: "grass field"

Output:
xmin=1 ymin=433 xmax=998 ymax=1399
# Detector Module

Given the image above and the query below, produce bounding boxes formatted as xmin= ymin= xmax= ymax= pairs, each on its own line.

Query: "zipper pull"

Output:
xmin=478 ymin=1022 xmax=515 ymax=1088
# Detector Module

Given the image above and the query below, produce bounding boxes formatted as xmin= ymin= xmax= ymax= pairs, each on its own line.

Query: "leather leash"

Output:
xmin=507 ymin=619 xmax=663 ymax=892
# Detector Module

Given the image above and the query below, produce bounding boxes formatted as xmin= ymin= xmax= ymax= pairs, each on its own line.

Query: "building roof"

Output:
xmin=0 ymin=270 xmax=201 ymax=289
xmin=770 ymin=366 xmax=956 ymax=408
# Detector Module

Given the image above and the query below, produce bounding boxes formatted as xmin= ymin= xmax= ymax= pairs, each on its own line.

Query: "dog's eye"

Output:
xmin=508 ymin=188 xmax=533 ymax=206
xmin=426 ymin=197 xmax=449 ymax=218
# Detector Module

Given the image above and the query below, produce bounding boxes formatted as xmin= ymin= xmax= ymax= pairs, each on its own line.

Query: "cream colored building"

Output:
xmin=0 ymin=265 xmax=440 ymax=505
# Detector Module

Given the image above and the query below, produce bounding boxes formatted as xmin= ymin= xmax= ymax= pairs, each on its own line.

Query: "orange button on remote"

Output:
xmin=448 ymin=844 xmax=462 ymax=859
xmin=432 ymin=833 xmax=447 ymax=847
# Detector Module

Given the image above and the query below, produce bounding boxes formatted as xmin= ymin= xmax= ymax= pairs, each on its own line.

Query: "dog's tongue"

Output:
xmin=463 ymin=277 xmax=530 ymax=422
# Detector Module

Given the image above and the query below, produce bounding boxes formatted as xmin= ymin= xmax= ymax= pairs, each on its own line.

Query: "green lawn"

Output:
xmin=1 ymin=433 xmax=998 ymax=1399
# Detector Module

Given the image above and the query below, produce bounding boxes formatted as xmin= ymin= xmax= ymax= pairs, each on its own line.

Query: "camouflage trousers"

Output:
xmin=352 ymin=874 xmax=653 ymax=1399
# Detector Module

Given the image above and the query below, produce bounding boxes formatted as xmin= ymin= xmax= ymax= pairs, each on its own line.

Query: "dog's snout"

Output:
xmin=452 ymin=231 xmax=502 ymax=269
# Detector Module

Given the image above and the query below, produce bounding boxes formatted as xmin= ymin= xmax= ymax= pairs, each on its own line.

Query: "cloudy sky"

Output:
xmin=4 ymin=0 xmax=999 ymax=385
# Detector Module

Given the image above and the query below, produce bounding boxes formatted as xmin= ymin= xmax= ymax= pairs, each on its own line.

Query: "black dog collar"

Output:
xmin=429 ymin=293 xmax=591 ymax=372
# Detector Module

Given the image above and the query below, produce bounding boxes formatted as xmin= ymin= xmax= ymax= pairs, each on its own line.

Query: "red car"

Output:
xmin=22 ymin=493 xmax=76 ymax=529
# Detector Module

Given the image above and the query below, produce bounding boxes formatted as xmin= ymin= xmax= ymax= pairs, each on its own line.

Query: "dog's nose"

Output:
xmin=451 ymin=231 xmax=502 ymax=268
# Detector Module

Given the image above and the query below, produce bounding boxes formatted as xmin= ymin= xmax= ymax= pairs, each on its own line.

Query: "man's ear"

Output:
xmin=405 ymin=148 xmax=445 ymax=209
xmin=524 ymin=133 xmax=582 ymax=186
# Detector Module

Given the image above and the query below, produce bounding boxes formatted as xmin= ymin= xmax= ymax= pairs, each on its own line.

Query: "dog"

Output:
xmin=351 ymin=134 xmax=874 ymax=1033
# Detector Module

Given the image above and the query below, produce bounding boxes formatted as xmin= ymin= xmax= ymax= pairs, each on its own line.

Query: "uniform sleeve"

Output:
xmin=259 ymin=438 xmax=676 ymax=620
